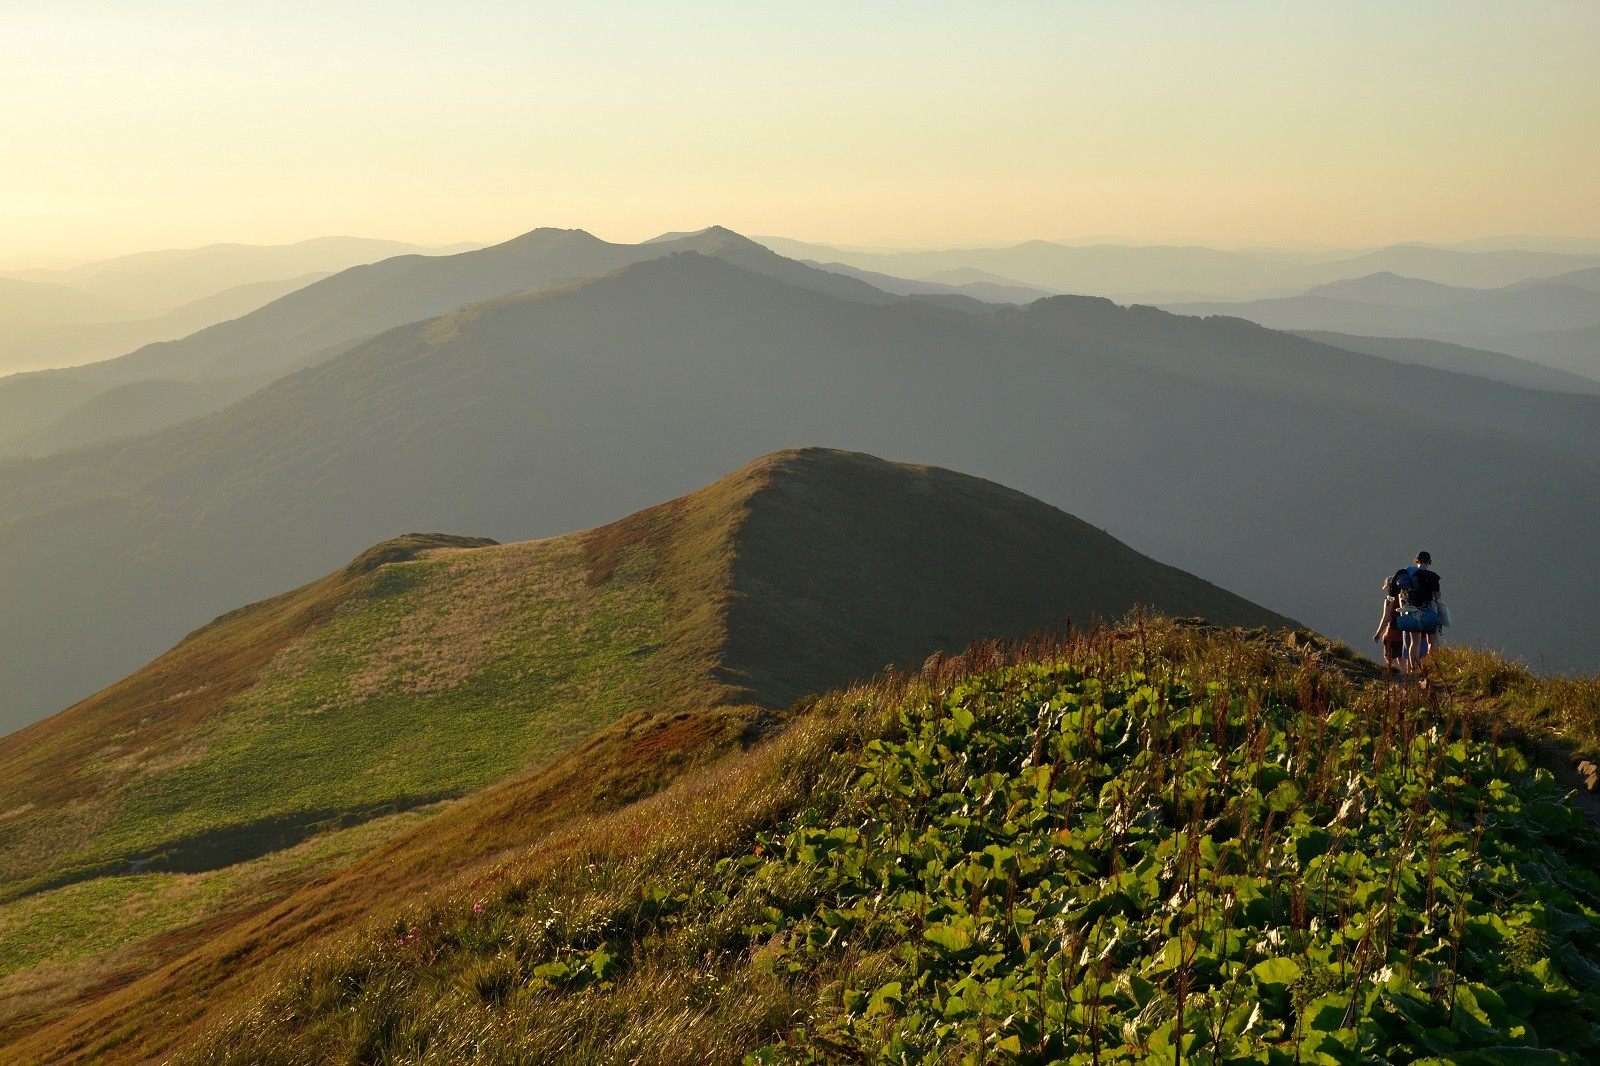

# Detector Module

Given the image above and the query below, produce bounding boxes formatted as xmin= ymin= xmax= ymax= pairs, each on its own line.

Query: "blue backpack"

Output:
xmin=1392 ymin=566 xmax=1441 ymax=633
xmin=1393 ymin=566 xmax=1440 ymax=608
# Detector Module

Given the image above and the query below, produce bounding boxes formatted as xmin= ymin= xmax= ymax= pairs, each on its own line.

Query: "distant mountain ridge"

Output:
xmin=0 ymin=226 xmax=907 ymax=458
xmin=1292 ymin=331 xmax=1600 ymax=395
xmin=10 ymin=226 xmax=887 ymax=388
xmin=754 ymin=236 xmax=1600 ymax=300
xmin=1163 ymin=270 xmax=1600 ymax=381
xmin=2 ymin=236 xmax=479 ymax=313
xmin=1 ymin=247 xmax=1597 ymax=734
xmin=0 ymin=237 xmax=480 ymax=376
xmin=9 ymin=229 xmax=1597 ymax=459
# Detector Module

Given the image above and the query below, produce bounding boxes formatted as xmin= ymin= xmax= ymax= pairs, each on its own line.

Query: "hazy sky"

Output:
xmin=4 ymin=1 xmax=1598 ymax=262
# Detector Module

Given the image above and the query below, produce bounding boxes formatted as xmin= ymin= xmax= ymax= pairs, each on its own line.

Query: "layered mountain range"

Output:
xmin=2 ymin=226 xmax=1597 ymax=735
xmin=1165 ymin=267 xmax=1600 ymax=382
xmin=0 ymin=237 xmax=477 ymax=375
xmin=755 ymin=235 xmax=1600 ymax=303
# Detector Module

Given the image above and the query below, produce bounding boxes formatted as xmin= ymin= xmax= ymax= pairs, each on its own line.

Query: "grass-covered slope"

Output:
xmin=0 ymin=479 xmax=742 ymax=906
xmin=0 ymin=448 xmax=1290 ymax=1055
xmin=172 ymin=622 xmax=1600 ymax=1066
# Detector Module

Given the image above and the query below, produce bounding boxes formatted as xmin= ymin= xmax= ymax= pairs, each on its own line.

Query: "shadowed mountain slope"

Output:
xmin=721 ymin=449 xmax=1288 ymax=707
xmin=0 ymin=449 xmax=1285 ymax=1053
xmin=0 ymin=376 xmax=270 ymax=457
xmin=1 ymin=251 xmax=1597 ymax=733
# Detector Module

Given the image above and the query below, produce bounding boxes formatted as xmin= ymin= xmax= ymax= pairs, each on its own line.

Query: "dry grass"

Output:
xmin=1433 ymin=644 xmax=1600 ymax=756
xmin=0 ymin=806 xmax=442 ymax=1038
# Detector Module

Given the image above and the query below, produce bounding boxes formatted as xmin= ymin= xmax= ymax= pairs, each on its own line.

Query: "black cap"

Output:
xmin=1416 ymin=551 xmax=1432 ymax=564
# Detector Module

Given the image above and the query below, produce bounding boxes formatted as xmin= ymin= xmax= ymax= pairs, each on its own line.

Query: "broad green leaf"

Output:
xmin=1252 ymin=956 xmax=1302 ymax=989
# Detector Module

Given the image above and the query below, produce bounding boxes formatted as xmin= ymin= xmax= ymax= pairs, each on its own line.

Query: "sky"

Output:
xmin=3 ymin=0 xmax=1598 ymax=264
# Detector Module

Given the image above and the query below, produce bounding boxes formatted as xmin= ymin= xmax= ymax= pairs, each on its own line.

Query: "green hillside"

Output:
xmin=0 ymin=449 xmax=1287 ymax=1053
xmin=157 ymin=624 xmax=1600 ymax=1065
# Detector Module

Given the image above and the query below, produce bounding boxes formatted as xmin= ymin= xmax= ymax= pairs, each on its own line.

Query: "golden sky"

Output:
xmin=4 ymin=1 xmax=1598 ymax=262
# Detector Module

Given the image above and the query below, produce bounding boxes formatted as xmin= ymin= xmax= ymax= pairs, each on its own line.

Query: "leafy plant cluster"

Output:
xmin=175 ymin=628 xmax=1600 ymax=1066
xmin=733 ymin=663 xmax=1600 ymax=1064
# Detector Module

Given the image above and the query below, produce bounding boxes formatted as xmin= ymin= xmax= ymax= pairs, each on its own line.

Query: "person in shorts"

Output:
xmin=1400 ymin=551 xmax=1442 ymax=673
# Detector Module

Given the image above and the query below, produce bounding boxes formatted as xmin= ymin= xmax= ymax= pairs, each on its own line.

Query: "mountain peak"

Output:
xmin=495 ymin=226 xmax=606 ymax=251
xmin=1304 ymin=270 xmax=1479 ymax=306
xmin=644 ymin=225 xmax=751 ymax=246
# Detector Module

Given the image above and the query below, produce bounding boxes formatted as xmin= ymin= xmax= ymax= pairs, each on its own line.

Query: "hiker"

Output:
xmin=1391 ymin=551 xmax=1445 ymax=673
xmin=1373 ymin=574 xmax=1404 ymax=670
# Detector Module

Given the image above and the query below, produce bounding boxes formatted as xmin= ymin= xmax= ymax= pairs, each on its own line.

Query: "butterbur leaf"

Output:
xmin=587 ymin=946 xmax=617 ymax=983
xmin=1474 ymin=1049 xmax=1573 ymax=1065
xmin=866 ymin=981 xmax=903 ymax=1017
xmin=1296 ymin=828 xmax=1331 ymax=864
xmin=924 ymin=923 xmax=974 ymax=953
xmin=1252 ymin=956 xmax=1302 ymax=989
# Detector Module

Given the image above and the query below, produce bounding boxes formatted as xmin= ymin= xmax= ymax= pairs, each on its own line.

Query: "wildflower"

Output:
xmin=473 ymin=901 xmax=485 ymax=916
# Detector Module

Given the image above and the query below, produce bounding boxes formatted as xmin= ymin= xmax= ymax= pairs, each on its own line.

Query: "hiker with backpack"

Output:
xmin=1389 ymin=551 xmax=1448 ymax=673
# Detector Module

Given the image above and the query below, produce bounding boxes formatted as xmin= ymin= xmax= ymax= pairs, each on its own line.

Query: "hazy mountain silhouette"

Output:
xmin=3 ymin=236 xmax=478 ymax=313
xmin=1293 ymin=331 xmax=1600 ymax=395
xmin=0 ymin=277 xmax=138 ymax=324
xmin=0 ymin=377 xmax=108 ymax=439
xmin=1479 ymin=322 xmax=1600 ymax=381
xmin=0 ymin=279 xmax=143 ymax=375
xmin=1319 ymin=246 xmax=1600 ymax=289
xmin=1508 ymin=264 xmax=1600 ymax=293
xmin=1165 ymin=273 xmax=1600 ymax=381
xmin=1302 ymin=272 xmax=1486 ymax=307
xmin=1 ymin=250 xmax=1597 ymax=733
xmin=0 ymin=272 xmax=330 ymax=376
xmin=0 ymin=376 xmax=269 ymax=457
xmin=803 ymin=260 xmax=1049 ymax=304
xmin=1171 ymin=278 xmax=1600 ymax=336
xmin=0 ymin=227 xmax=906 ymax=454
xmin=19 ymin=226 xmax=888 ymax=389
xmin=754 ymin=237 xmax=1600 ymax=300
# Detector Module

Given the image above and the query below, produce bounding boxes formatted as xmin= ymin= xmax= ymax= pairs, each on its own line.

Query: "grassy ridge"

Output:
xmin=173 ymin=622 xmax=1600 ymax=1065
xmin=80 ymin=537 xmax=669 ymax=873
xmin=1 ymin=457 xmax=755 ymax=903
